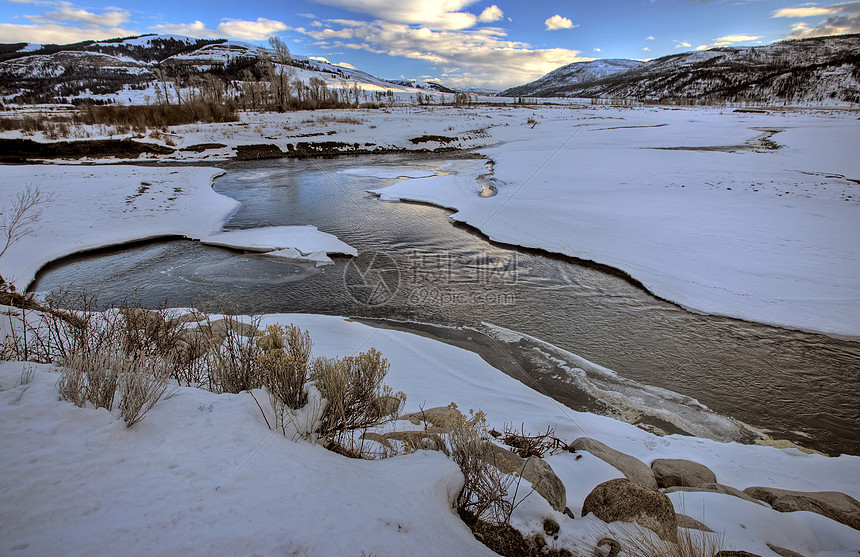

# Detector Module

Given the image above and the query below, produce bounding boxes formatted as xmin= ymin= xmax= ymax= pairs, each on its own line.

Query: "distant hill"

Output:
xmin=501 ymin=34 xmax=860 ymax=105
xmin=502 ymin=59 xmax=646 ymax=98
xmin=0 ymin=35 xmax=490 ymax=105
xmin=0 ymin=34 xmax=427 ymax=105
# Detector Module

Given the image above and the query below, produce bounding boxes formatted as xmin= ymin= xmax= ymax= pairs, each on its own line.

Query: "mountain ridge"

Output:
xmin=501 ymin=34 xmax=860 ymax=105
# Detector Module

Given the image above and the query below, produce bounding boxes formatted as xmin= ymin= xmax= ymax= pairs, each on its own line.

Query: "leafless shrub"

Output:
xmin=75 ymin=101 xmax=239 ymax=132
xmin=499 ymin=423 xmax=568 ymax=459
xmin=258 ymin=324 xmax=312 ymax=433
xmin=448 ymin=407 xmax=516 ymax=526
xmin=16 ymin=364 xmax=35 ymax=386
xmin=204 ymin=313 xmax=262 ymax=394
xmin=310 ymin=347 xmax=397 ymax=454
xmin=118 ymin=364 xmax=170 ymax=428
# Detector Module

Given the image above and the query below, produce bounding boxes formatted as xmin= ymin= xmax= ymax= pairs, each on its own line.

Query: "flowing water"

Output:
xmin=32 ymin=156 xmax=860 ymax=455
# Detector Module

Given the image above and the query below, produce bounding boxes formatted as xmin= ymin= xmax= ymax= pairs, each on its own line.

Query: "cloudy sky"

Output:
xmin=2 ymin=0 xmax=858 ymax=89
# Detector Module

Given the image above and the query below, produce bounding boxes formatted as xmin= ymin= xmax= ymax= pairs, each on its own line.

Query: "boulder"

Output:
xmin=571 ymin=438 xmax=658 ymax=490
xmin=676 ymin=513 xmax=713 ymax=532
xmin=399 ymin=406 xmax=462 ymax=431
xmin=665 ymin=483 xmax=763 ymax=506
xmin=766 ymin=544 xmax=806 ymax=557
xmin=715 ymin=552 xmax=761 ymax=557
xmin=743 ymin=486 xmax=860 ymax=530
xmin=490 ymin=444 xmax=567 ymax=512
xmin=651 ymin=458 xmax=717 ymax=488
xmin=582 ymin=478 xmax=678 ymax=543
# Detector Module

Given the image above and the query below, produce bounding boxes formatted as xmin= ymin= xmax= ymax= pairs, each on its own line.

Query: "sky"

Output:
xmin=1 ymin=0 xmax=859 ymax=89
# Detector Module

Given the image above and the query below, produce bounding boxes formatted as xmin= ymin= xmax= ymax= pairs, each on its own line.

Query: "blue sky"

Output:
xmin=2 ymin=0 xmax=859 ymax=88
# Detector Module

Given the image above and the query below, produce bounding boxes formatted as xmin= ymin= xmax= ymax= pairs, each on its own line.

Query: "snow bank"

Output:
xmin=0 ymin=166 xmax=355 ymax=287
xmin=1 ymin=313 xmax=858 ymax=556
xmin=371 ymin=107 xmax=860 ymax=337
xmin=203 ymin=225 xmax=357 ymax=266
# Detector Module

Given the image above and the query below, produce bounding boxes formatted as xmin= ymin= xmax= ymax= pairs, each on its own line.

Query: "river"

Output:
xmin=32 ymin=155 xmax=860 ymax=455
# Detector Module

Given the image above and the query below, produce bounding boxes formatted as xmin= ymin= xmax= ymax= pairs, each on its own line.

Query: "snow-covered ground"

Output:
xmin=367 ymin=106 xmax=860 ymax=337
xmin=0 ymin=165 xmax=356 ymax=289
xmin=1 ymin=314 xmax=858 ymax=556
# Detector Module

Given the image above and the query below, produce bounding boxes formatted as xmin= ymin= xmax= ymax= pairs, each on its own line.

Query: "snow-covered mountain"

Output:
xmin=501 ymin=59 xmax=646 ymax=98
xmin=501 ymin=34 xmax=860 ymax=105
xmin=0 ymin=34 xmax=422 ymax=104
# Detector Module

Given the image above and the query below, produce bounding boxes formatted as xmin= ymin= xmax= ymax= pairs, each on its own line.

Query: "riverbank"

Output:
xmin=1 ymin=312 xmax=858 ymax=556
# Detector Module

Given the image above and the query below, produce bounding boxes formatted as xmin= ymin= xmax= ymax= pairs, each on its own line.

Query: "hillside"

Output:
xmin=502 ymin=59 xmax=646 ymax=98
xmin=0 ymin=34 xmax=421 ymax=105
xmin=501 ymin=34 xmax=860 ymax=105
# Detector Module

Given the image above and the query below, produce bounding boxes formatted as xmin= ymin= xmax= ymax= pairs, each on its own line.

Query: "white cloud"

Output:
xmin=0 ymin=22 xmax=137 ymax=43
xmin=30 ymin=2 xmax=130 ymax=27
xmin=148 ymin=18 xmax=287 ymax=40
xmin=675 ymin=41 xmax=692 ymax=48
xmin=544 ymin=14 xmax=576 ymax=31
xmin=593 ymin=47 xmax=601 ymax=52
xmin=217 ymin=18 xmax=287 ymax=40
xmin=695 ymin=34 xmax=762 ymax=50
xmin=772 ymin=6 xmax=839 ymax=18
xmin=334 ymin=60 xmax=356 ymax=69
xmin=478 ymin=5 xmax=503 ymax=23
xmin=772 ymin=1 xmax=860 ymax=38
xmin=0 ymin=1 xmax=137 ymax=44
xmin=311 ymin=0 xmax=480 ymax=30
xmin=149 ymin=20 xmax=216 ymax=39
xmin=645 ymin=35 xmax=655 ymax=40
xmin=642 ymin=46 xmax=650 ymax=51
xmin=297 ymin=19 xmax=588 ymax=88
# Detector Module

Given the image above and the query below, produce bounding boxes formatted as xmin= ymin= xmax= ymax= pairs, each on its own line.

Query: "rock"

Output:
xmin=201 ymin=318 xmax=259 ymax=343
xmin=582 ymin=478 xmax=678 ymax=543
xmin=168 ymin=311 xmax=207 ymax=325
xmin=665 ymin=483 xmax=764 ymax=506
xmin=676 ymin=513 xmax=713 ymax=532
xmin=743 ymin=487 xmax=860 ymax=530
xmin=651 ymin=458 xmax=717 ymax=488
xmin=399 ymin=406 xmax=462 ymax=430
xmin=766 ymin=544 xmax=806 ymax=557
xmin=371 ymin=395 xmax=403 ymax=418
xmin=543 ymin=517 xmax=560 ymax=538
xmin=571 ymin=438 xmax=658 ymax=490
xmin=359 ymin=431 xmax=392 ymax=450
xmin=715 ymin=552 xmax=761 ymax=557
xmin=490 ymin=445 xmax=567 ymax=512
xmin=563 ymin=507 xmax=575 ymax=519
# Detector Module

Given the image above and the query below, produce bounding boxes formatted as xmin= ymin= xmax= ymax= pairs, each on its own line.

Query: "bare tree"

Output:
xmin=1 ymin=185 xmax=47 ymax=270
xmin=267 ymin=36 xmax=294 ymax=111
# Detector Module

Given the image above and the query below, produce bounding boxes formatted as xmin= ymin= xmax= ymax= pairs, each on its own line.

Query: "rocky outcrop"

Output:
xmin=665 ymin=483 xmax=763 ymax=506
xmin=490 ymin=445 xmax=567 ymax=512
xmin=676 ymin=513 xmax=713 ymax=532
xmin=743 ymin=487 xmax=860 ymax=530
xmin=582 ymin=478 xmax=678 ymax=543
xmin=571 ymin=438 xmax=658 ymax=489
xmin=651 ymin=458 xmax=716 ymax=488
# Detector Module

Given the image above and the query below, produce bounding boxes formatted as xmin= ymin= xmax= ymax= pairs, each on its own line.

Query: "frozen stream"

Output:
xmin=33 ymin=156 xmax=860 ymax=455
